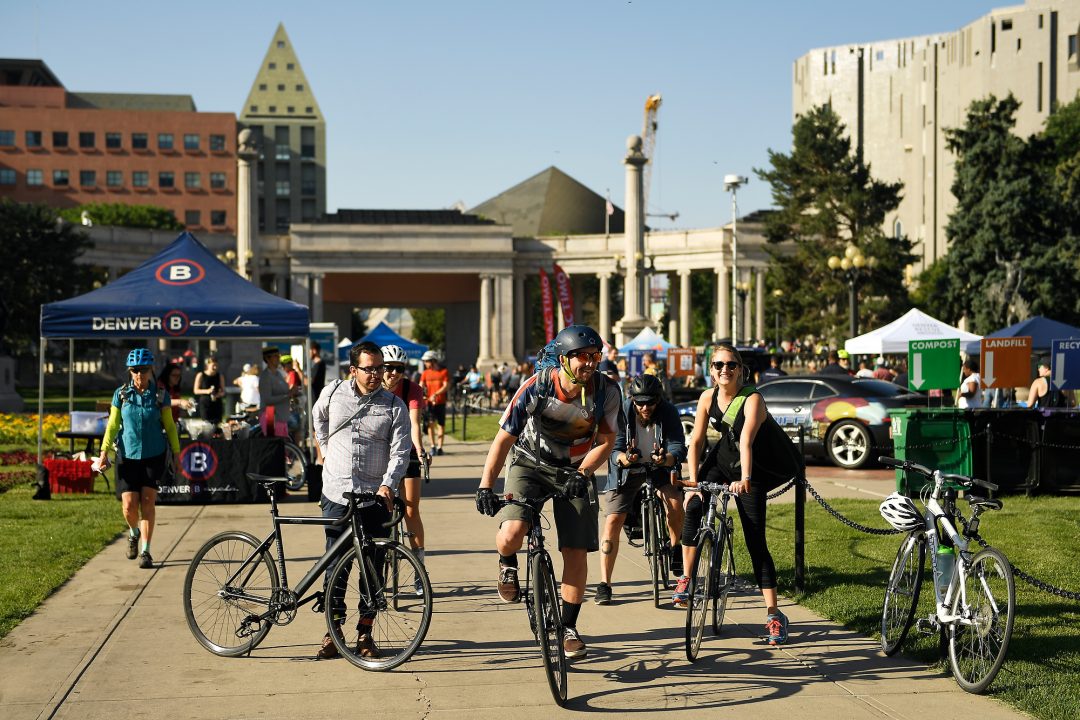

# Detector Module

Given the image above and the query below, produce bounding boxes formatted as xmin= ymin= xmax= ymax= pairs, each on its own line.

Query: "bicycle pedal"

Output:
xmin=915 ymin=618 xmax=937 ymax=635
xmin=312 ymin=592 xmax=325 ymax=614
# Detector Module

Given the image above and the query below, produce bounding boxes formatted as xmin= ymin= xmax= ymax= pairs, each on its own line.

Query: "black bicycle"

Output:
xmin=183 ymin=475 xmax=432 ymax=671
xmin=622 ymin=463 xmax=675 ymax=608
xmin=496 ymin=490 xmax=569 ymax=707
xmin=684 ymin=480 xmax=738 ymax=662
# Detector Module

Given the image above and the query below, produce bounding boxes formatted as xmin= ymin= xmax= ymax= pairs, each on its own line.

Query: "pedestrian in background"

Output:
xmin=193 ymin=355 xmax=225 ymax=425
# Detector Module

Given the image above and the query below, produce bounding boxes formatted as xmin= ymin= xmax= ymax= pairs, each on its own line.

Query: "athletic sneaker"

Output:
xmin=414 ymin=575 xmax=425 ymax=597
xmin=138 ymin=551 xmax=154 ymax=569
xmin=672 ymin=575 xmax=690 ymax=606
xmin=436 ymin=447 xmax=444 ymax=456
xmin=766 ymin=610 xmax=790 ymax=646
xmin=563 ymin=627 xmax=587 ymax=659
xmin=126 ymin=532 xmax=139 ymax=560
xmin=594 ymin=582 xmax=612 ymax=605
xmin=498 ymin=564 xmax=521 ymax=603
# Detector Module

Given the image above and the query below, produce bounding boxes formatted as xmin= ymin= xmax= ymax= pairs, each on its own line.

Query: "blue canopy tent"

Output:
xmin=962 ymin=316 xmax=1080 ymax=355
xmin=618 ymin=327 xmax=675 ymax=359
xmin=37 ymin=231 xmax=311 ymax=458
xmin=357 ymin=321 xmax=429 ymax=359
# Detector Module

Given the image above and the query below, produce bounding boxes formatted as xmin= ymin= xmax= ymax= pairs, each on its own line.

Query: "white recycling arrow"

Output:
xmin=982 ymin=350 xmax=995 ymax=387
xmin=1053 ymin=352 xmax=1066 ymax=389
xmin=911 ymin=353 xmax=925 ymax=389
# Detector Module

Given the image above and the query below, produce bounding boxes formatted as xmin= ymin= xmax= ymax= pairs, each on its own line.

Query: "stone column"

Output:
xmin=598 ymin=271 xmax=612 ymax=342
xmin=478 ymin=273 xmax=493 ymax=364
xmin=715 ymin=268 xmax=730 ymax=340
xmin=311 ymin=273 xmax=324 ymax=323
xmin=742 ymin=271 xmax=753 ymax=344
xmin=513 ymin=273 xmax=526 ymax=360
xmin=290 ymin=273 xmax=309 ymax=309
xmin=755 ymin=269 xmax=766 ymax=344
xmin=613 ymin=135 xmax=651 ymax=346
xmin=236 ymin=129 xmax=258 ymax=282
xmin=678 ymin=269 xmax=692 ymax=347
xmin=493 ymin=272 xmax=515 ymax=363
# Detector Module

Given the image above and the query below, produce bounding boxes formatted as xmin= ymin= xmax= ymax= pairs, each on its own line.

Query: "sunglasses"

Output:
xmin=384 ymin=365 xmax=406 ymax=374
xmin=567 ymin=350 xmax=602 ymax=363
xmin=633 ymin=398 xmax=659 ymax=408
xmin=129 ymin=366 xmax=151 ymax=374
xmin=354 ymin=365 xmax=385 ymax=375
xmin=712 ymin=361 xmax=741 ymax=372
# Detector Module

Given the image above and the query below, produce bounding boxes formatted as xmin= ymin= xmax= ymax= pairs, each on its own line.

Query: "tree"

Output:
xmin=756 ymin=105 xmax=914 ymax=344
xmin=0 ymin=200 xmax=95 ymax=353
xmin=942 ymin=95 xmax=1067 ymax=332
xmin=58 ymin=202 xmax=183 ymax=230
xmin=409 ymin=308 xmax=445 ymax=350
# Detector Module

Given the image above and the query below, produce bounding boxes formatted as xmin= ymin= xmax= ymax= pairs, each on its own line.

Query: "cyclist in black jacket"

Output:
xmin=595 ymin=374 xmax=686 ymax=605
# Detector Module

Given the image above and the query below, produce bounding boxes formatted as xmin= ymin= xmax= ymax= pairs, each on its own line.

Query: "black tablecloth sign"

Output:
xmin=157 ymin=437 xmax=286 ymax=504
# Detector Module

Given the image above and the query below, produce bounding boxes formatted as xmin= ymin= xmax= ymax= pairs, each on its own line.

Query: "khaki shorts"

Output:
xmin=604 ymin=466 xmax=671 ymax=516
xmin=497 ymin=455 xmax=599 ymax=552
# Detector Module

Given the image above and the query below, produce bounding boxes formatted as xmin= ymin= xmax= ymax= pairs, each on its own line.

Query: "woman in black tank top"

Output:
xmin=676 ymin=344 xmax=803 ymax=646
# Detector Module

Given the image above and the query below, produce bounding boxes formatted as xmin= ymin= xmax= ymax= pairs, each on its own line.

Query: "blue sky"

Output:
xmin=5 ymin=1 xmax=1003 ymax=229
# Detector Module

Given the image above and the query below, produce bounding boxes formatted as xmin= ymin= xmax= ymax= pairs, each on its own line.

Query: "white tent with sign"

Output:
xmin=844 ymin=308 xmax=981 ymax=355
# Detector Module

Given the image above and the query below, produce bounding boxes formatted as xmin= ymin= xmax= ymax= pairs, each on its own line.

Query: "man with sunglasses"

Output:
xmin=475 ymin=324 xmax=621 ymax=660
xmin=311 ymin=341 xmax=411 ymax=660
xmin=594 ymin=373 xmax=686 ymax=605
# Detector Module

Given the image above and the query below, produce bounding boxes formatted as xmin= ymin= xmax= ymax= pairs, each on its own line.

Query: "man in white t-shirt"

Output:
xmin=957 ymin=358 xmax=984 ymax=408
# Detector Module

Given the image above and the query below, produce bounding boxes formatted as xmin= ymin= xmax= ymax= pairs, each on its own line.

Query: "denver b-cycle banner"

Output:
xmin=539 ymin=269 xmax=556 ymax=343
xmin=552 ymin=263 xmax=575 ymax=326
xmin=156 ymin=437 xmax=286 ymax=504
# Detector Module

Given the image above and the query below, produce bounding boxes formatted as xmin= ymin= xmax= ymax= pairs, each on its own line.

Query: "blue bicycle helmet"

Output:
xmin=126 ymin=348 xmax=154 ymax=367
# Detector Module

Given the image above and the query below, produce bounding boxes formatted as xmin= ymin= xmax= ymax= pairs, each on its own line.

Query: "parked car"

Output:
xmin=675 ymin=376 xmax=923 ymax=469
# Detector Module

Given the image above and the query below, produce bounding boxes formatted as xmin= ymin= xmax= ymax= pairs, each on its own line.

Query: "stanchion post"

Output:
xmin=795 ymin=425 xmax=806 ymax=594
xmin=462 ymin=389 xmax=469 ymax=442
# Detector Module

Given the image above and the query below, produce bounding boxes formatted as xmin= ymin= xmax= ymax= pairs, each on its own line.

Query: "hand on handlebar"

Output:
xmin=476 ymin=487 xmax=499 ymax=516
xmin=376 ymin=484 xmax=394 ymax=513
xmin=650 ymin=446 xmax=667 ymax=466
xmin=564 ymin=470 xmax=590 ymax=500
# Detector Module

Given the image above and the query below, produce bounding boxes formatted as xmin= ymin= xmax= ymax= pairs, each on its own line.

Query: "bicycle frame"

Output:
xmin=917 ymin=474 xmax=985 ymax=627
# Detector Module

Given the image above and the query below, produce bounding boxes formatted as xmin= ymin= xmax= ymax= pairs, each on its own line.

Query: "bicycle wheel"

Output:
xmin=643 ymin=496 xmax=663 ymax=608
xmin=326 ymin=542 xmax=432 ymax=671
xmin=532 ymin=551 xmax=568 ymax=706
xmin=283 ymin=441 xmax=307 ymax=491
xmin=881 ymin=532 xmax=925 ymax=656
xmin=712 ymin=522 xmax=736 ymax=634
xmin=948 ymin=546 xmax=1015 ymax=694
xmin=390 ymin=522 xmax=403 ymax=611
xmin=183 ymin=531 xmax=279 ymax=657
xmin=685 ymin=530 xmax=714 ymax=662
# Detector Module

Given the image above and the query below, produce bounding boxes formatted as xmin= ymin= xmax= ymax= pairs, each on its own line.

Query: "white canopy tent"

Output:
xmin=844 ymin=308 xmax=982 ymax=355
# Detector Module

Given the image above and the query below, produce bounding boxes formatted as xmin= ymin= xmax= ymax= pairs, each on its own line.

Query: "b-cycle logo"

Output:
xmin=180 ymin=442 xmax=219 ymax=481
xmin=156 ymin=258 xmax=206 ymax=286
xmin=163 ymin=309 xmax=190 ymax=336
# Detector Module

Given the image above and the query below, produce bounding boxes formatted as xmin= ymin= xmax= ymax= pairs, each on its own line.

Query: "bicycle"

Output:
xmin=495 ymin=489 xmax=570 ymax=707
xmin=226 ymin=411 xmax=310 ymax=491
xmin=620 ymin=462 xmax=675 ymax=608
xmin=877 ymin=456 xmax=1015 ymax=694
xmin=183 ymin=475 xmax=432 ymax=671
xmin=684 ymin=480 xmax=738 ymax=663
xmin=388 ymin=455 xmax=432 ymax=608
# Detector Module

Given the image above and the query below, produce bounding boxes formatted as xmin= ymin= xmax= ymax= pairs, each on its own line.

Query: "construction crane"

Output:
xmin=641 ymin=94 xmax=679 ymax=222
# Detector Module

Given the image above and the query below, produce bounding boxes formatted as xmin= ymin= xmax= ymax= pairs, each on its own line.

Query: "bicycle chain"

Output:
xmin=969 ymin=534 xmax=1080 ymax=602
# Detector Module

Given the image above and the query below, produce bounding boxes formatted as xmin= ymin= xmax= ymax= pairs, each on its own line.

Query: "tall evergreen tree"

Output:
xmin=756 ymin=105 xmax=913 ymax=344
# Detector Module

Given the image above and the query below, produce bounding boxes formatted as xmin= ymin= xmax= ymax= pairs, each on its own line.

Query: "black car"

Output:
xmin=676 ymin=376 xmax=922 ymax=469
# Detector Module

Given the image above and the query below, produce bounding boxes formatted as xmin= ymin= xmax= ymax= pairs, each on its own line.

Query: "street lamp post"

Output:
xmin=734 ymin=280 xmax=751 ymax=345
xmin=772 ymin=288 xmax=784 ymax=351
xmin=724 ymin=174 xmax=747 ymax=344
xmin=826 ymin=244 xmax=877 ymax=339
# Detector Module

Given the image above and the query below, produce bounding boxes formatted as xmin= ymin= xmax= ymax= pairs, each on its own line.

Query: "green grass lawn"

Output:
xmin=19 ymin=389 xmax=113 ymax=413
xmin=753 ymin=494 xmax=1080 ymax=720
xmin=444 ymin=410 xmax=501 ymax=443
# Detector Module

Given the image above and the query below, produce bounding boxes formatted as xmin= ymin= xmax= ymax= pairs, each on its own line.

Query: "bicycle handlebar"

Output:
xmin=339 ymin=491 xmax=406 ymax=528
xmin=694 ymin=481 xmax=736 ymax=497
xmin=877 ymin=456 xmax=998 ymax=493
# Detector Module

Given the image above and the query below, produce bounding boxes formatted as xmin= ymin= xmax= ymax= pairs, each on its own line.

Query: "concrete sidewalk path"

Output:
xmin=0 ymin=440 xmax=1028 ymax=719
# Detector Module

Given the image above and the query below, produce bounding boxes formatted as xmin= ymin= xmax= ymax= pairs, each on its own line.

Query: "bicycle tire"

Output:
xmin=643 ymin=496 xmax=663 ymax=609
xmin=653 ymin=495 xmax=671 ymax=596
xmin=326 ymin=542 xmax=432 ymax=671
xmin=183 ymin=531 xmax=279 ymax=657
xmin=685 ymin=530 xmax=714 ymax=662
xmin=881 ymin=532 xmax=925 ymax=656
xmin=390 ymin=523 xmax=403 ymax=611
xmin=948 ymin=546 xmax=1015 ymax=694
xmin=282 ymin=441 xmax=308 ymax=491
xmin=532 ymin=551 xmax=568 ymax=706
xmin=712 ymin=522 xmax=736 ymax=635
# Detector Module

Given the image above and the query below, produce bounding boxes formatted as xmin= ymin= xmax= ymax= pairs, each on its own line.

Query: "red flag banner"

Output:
xmin=552 ymin=263 xmax=575 ymax=326
xmin=539 ymin=269 xmax=556 ymax=342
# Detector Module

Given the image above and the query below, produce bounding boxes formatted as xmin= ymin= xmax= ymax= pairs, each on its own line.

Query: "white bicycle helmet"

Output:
xmin=879 ymin=492 xmax=922 ymax=532
xmin=382 ymin=344 xmax=409 ymax=365
xmin=421 ymin=350 xmax=438 ymax=362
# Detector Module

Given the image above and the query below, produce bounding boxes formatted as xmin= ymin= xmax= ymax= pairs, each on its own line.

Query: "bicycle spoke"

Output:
xmin=948 ymin=547 xmax=1015 ymax=693
xmin=881 ymin=533 xmax=924 ymax=656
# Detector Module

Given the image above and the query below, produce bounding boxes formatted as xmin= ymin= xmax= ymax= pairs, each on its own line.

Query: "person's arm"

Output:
xmin=960 ymin=375 xmax=976 ymax=399
xmin=730 ymin=394 xmax=766 ymax=495
xmin=661 ymin=404 xmax=688 ymax=466
xmin=408 ymin=406 xmax=425 ymax=456
xmin=478 ymin=429 xmax=518 ymax=490
xmin=98 ymin=404 xmax=121 ymax=463
xmin=382 ymin=396 xmax=413 ymax=497
xmin=578 ymin=430 xmax=615 ymax=477
xmin=685 ymin=389 xmax=713 ymax=487
xmin=312 ymin=381 xmax=333 ymax=459
xmin=1026 ymin=378 xmax=1041 ymax=406
xmin=160 ymin=406 xmax=181 ymax=455
xmin=193 ymin=372 xmax=208 ymax=396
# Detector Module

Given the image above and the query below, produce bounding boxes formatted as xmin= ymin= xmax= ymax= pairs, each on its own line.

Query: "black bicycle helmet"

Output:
xmin=627 ymin=374 xmax=663 ymax=403
xmin=553 ymin=324 xmax=603 ymax=356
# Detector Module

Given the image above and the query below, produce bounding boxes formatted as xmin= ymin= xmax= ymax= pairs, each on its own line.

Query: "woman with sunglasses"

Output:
xmin=677 ymin=344 xmax=803 ymax=645
xmin=382 ymin=345 xmax=428 ymax=593
xmin=97 ymin=349 xmax=181 ymax=569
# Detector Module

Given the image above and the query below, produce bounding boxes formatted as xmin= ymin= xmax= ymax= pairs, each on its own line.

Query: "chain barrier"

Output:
xmin=969 ymin=534 xmax=1080 ymax=602
xmin=766 ymin=479 xmax=795 ymax=500
xmin=799 ymin=476 xmax=903 ymax=535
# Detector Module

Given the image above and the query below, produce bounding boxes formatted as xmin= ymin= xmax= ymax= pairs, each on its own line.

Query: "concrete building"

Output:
xmin=239 ymin=24 xmax=327 ymax=234
xmin=0 ymin=59 xmax=238 ymax=235
xmin=793 ymin=0 xmax=1080 ymax=273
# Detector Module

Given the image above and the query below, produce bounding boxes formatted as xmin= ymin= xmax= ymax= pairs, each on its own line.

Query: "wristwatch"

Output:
xmin=743 ymin=476 xmax=752 ymax=483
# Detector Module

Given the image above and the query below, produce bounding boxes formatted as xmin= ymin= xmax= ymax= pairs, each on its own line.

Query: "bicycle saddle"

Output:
xmin=247 ymin=472 xmax=287 ymax=486
xmin=966 ymin=495 xmax=1002 ymax=511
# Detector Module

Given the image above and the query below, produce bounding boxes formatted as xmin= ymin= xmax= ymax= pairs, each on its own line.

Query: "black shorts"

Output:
xmin=117 ymin=453 xmax=167 ymax=494
xmin=405 ymin=449 xmax=421 ymax=478
xmin=605 ymin=467 xmax=672 ymax=516
xmin=428 ymin=403 xmax=446 ymax=426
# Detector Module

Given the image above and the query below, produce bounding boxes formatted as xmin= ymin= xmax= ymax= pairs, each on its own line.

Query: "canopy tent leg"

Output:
xmin=68 ymin=339 xmax=74 ymax=416
xmin=304 ymin=337 xmax=314 ymax=452
xmin=37 ymin=337 xmax=45 ymax=463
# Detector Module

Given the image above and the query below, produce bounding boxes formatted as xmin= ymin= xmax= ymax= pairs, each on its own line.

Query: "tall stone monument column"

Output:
xmin=613 ymin=135 xmax=653 ymax=346
xmin=236 ymin=129 xmax=258 ymax=282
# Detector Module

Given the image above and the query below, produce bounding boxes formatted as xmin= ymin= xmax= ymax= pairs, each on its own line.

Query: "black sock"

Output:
xmin=499 ymin=554 xmax=518 ymax=568
xmin=561 ymin=600 xmax=581 ymax=628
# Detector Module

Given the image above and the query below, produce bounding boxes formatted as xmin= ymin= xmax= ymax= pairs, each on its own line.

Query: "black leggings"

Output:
xmin=681 ymin=466 xmax=777 ymax=591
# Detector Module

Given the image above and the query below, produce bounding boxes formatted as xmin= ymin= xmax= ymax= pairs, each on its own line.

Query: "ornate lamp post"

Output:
xmin=826 ymin=244 xmax=877 ymax=339
xmin=772 ymin=288 xmax=784 ymax=351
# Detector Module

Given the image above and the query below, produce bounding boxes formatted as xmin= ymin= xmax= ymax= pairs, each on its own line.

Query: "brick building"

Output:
xmin=0 ymin=59 xmax=238 ymax=235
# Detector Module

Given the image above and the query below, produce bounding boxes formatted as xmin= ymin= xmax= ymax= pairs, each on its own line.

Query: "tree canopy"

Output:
xmin=58 ymin=202 xmax=183 ymax=230
xmin=756 ymin=104 xmax=914 ymax=344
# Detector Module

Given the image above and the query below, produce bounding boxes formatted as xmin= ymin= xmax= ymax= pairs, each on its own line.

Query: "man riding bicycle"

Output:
xmin=475 ymin=324 xmax=620 ymax=660
xmin=595 ymin=374 xmax=686 ymax=605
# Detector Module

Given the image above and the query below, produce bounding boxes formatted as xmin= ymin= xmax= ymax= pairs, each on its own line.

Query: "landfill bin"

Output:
xmin=1036 ymin=410 xmax=1080 ymax=495
xmin=888 ymin=408 xmax=972 ymax=495
xmin=969 ymin=409 xmax=1040 ymax=495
